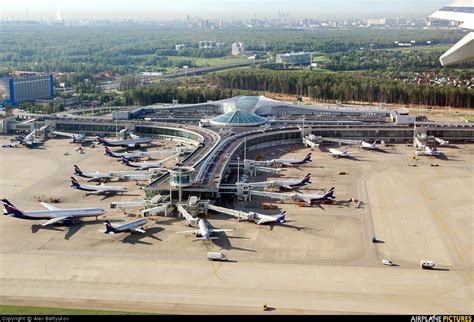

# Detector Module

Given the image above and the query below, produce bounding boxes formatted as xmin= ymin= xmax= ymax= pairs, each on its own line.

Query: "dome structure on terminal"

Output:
xmin=209 ymin=109 xmax=267 ymax=127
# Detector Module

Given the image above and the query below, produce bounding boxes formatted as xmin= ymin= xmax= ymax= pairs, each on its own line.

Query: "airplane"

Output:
xmin=120 ymin=156 xmax=165 ymax=170
xmin=329 ymin=147 xmax=351 ymax=158
xmin=429 ymin=2 xmax=474 ymax=66
xmin=416 ymin=145 xmax=441 ymax=157
xmin=99 ymin=218 xmax=148 ymax=234
xmin=434 ymin=138 xmax=450 ymax=146
xmin=104 ymin=147 xmax=167 ymax=160
xmin=271 ymin=153 xmax=312 ymax=167
xmin=265 ymin=173 xmax=312 ymax=191
xmin=253 ymin=211 xmax=289 ymax=225
xmin=294 ymin=187 xmax=336 ymax=205
xmin=97 ymin=136 xmax=153 ymax=148
xmin=15 ymin=130 xmax=42 ymax=147
xmin=70 ymin=177 xmax=128 ymax=195
xmin=2 ymin=142 xmax=20 ymax=148
xmin=175 ymin=218 xmax=233 ymax=240
xmin=52 ymin=131 xmax=97 ymax=144
xmin=361 ymin=141 xmax=377 ymax=150
xmin=1 ymin=199 xmax=105 ymax=226
xmin=73 ymin=165 xmax=115 ymax=182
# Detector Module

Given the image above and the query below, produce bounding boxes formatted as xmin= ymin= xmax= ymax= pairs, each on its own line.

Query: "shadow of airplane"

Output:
xmin=121 ymin=226 xmax=163 ymax=245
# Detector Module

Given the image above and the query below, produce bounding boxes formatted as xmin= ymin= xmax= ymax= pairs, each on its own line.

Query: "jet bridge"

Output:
xmin=141 ymin=203 xmax=171 ymax=216
xmin=248 ymin=190 xmax=296 ymax=203
xmin=176 ymin=204 xmax=199 ymax=226
xmin=207 ymin=204 xmax=257 ymax=221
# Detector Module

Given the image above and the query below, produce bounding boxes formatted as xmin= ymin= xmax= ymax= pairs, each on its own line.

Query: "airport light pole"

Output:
xmin=183 ymin=65 xmax=188 ymax=87
xmin=237 ymin=156 xmax=240 ymax=184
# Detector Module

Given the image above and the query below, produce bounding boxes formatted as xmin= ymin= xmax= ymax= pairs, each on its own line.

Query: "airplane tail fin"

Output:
xmin=104 ymin=147 xmax=113 ymax=156
xmin=1 ymin=199 xmax=24 ymax=217
xmin=97 ymin=137 xmax=107 ymax=145
xmin=104 ymin=220 xmax=117 ymax=234
xmin=324 ymin=187 xmax=336 ymax=199
xmin=304 ymin=153 xmax=312 ymax=162
xmin=276 ymin=211 xmax=287 ymax=222
xmin=73 ymin=165 xmax=83 ymax=176
xmin=70 ymin=177 xmax=81 ymax=188
xmin=303 ymin=173 xmax=312 ymax=184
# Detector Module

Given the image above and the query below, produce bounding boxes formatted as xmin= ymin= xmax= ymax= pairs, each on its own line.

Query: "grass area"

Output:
xmin=0 ymin=305 xmax=152 ymax=315
xmin=461 ymin=114 xmax=474 ymax=122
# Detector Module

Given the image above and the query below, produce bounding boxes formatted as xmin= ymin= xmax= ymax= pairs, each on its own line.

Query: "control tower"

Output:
xmin=169 ymin=166 xmax=195 ymax=203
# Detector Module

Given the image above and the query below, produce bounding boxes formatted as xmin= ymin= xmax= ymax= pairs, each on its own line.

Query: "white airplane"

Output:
xmin=329 ymin=147 xmax=351 ymax=158
xmin=294 ymin=187 xmax=336 ymax=205
xmin=52 ymin=131 xmax=97 ymax=144
xmin=253 ymin=211 xmax=289 ymax=225
xmin=120 ymin=156 xmax=165 ymax=170
xmin=97 ymin=136 xmax=153 ymax=148
xmin=2 ymin=199 xmax=105 ymax=226
xmin=16 ymin=130 xmax=41 ymax=147
xmin=435 ymin=138 xmax=450 ymax=146
xmin=99 ymin=218 xmax=148 ymax=234
xmin=430 ymin=1 xmax=474 ymax=66
xmin=176 ymin=218 xmax=233 ymax=240
xmin=361 ymin=141 xmax=377 ymax=150
xmin=271 ymin=153 xmax=312 ymax=167
xmin=73 ymin=165 xmax=115 ymax=182
xmin=250 ymin=173 xmax=312 ymax=191
xmin=70 ymin=177 xmax=128 ymax=195
xmin=416 ymin=145 xmax=441 ymax=157
xmin=2 ymin=141 xmax=20 ymax=148
xmin=104 ymin=147 xmax=169 ymax=160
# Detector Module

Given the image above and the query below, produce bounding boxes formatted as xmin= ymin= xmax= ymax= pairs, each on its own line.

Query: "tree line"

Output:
xmin=207 ymin=69 xmax=473 ymax=108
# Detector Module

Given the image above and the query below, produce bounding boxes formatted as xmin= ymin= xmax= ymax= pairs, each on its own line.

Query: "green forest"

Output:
xmin=207 ymin=69 xmax=473 ymax=108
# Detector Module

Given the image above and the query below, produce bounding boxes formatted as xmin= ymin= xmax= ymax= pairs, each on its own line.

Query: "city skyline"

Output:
xmin=1 ymin=0 xmax=448 ymax=20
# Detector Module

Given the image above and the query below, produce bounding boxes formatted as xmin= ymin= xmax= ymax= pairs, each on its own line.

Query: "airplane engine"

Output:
xmin=61 ymin=218 xmax=76 ymax=226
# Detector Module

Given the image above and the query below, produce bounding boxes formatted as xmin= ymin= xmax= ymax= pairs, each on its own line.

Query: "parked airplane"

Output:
xmin=70 ymin=177 xmax=128 ymax=195
xmin=271 ymin=153 xmax=312 ymax=167
xmin=294 ymin=187 xmax=336 ymax=205
xmin=16 ymin=130 xmax=41 ymax=147
xmin=416 ymin=145 xmax=441 ymax=157
xmin=243 ymin=174 xmax=311 ymax=191
xmin=99 ymin=218 xmax=148 ymax=234
xmin=2 ymin=199 xmax=105 ymax=226
xmin=434 ymin=138 xmax=450 ymax=146
xmin=253 ymin=211 xmax=289 ymax=225
xmin=2 ymin=142 xmax=20 ymax=148
xmin=329 ymin=147 xmax=351 ymax=158
xmin=104 ymin=147 xmax=168 ymax=160
xmin=52 ymin=131 xmax=97 ymax=144
xmin=429 ymin=2 xmax=474 ymax=66
xmin=175 ymin=218 xmax=233 ymax=240
xmin=73 ymin=165 xmax=115 ymax=182
xmin=361 ymin=141 xmax=377 ymax=150
xmin=97 ymin=136 xmax=153 ymax=148
xmin=120 ymin=156 xmax=165 ymax=170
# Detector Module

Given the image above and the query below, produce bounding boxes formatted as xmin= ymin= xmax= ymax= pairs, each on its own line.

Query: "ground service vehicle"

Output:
xmin=420 ymin=260 xmax=435 ymax=269
xmin=207 ymin=252 xmax=228 ymax=261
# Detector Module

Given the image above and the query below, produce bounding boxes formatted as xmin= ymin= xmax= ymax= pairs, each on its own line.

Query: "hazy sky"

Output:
xmin=1 ymin=0 xmax=449 ymax=20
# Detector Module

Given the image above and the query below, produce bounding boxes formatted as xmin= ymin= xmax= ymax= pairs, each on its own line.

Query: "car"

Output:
xmin=382 ymin=259 xmax=393 ymax=266
xmin=420 ymin=260 xmax=435 ymax=269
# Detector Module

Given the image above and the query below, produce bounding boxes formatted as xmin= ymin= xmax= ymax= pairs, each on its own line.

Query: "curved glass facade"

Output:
xmin=209 ymin=109 xmax=267 ymax=127
xmin=235 ymin=96 xmax=259 ymax=112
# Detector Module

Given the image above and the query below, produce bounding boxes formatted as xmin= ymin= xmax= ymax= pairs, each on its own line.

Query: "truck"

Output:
xmin=420 ymin=260 xmax=435 ymax=269
xmin=207 ymin=252 xmax=228 ymax=261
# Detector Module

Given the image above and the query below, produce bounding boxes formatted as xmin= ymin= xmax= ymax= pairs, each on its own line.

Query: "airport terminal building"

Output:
xmin=0 ymin=74 xmax=54 ymax=107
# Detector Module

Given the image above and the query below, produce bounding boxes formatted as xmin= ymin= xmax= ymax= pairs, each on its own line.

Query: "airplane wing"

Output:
xmin=256 ymin=218 xmax=274 ymax=224
xmin=134 ymin=228 xmax=146 ymax=233
xmin=175 ymin=229 xmax=200 ymax=234
xmin=42 ymin=216 xmax=69 ymax=226
xmin=40 ymin=202 xmax=60 ymax=211
xmin=429 ymin=2 xmax=474 ymax=66
xmin=208 ymin=229 xmax=234 ymax=233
